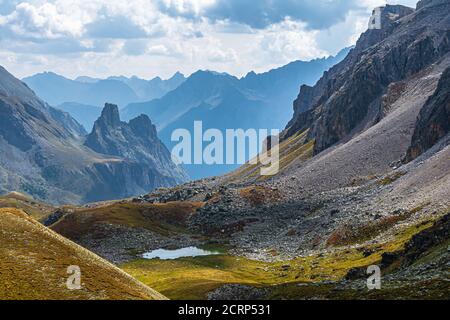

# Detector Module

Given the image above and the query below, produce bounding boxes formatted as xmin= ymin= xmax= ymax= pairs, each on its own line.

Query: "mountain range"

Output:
xmin=101 ymin=0 xmax=448 ymax=299
xmin=1 ymin=0 xmax=449 ymax=301
xmin=22 ymin=72 xmax=187 ymax=130
xmin=7 ymin=49 xmax=351 ymax=201
xmin=122 ymin=49 xmax=350 ymax=178
xmin=24 ymin=50 xmax=349 ymax=179
xmin=0 ymin=67 xmax=187 ymax=205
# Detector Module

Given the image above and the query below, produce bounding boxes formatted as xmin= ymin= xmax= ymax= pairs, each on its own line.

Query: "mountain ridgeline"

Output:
xmin=22 ymin=50 xmax=349 ymax=180
xmin=0 ymin=67 xmax=188 ymax=204
xmin=23 ymin=72 xmax=186 ymax=108
xmin=22 ymin=72 xmax=187 ymax=131
xmin=122 ymin=49 xmax=350 ymax=178
xmin=283 ymin=1 xmax=450 ymax=159
xmin=1 ymin=0 xmax=450 ymax=301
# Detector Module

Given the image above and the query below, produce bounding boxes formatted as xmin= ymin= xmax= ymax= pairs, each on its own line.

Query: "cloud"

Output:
xmin=255 ymin=19 xmax=327 ymax=64
xmin=0 ymin=0 xmax=20 ymax=15
xmin=0 ymin=2 xmax=83 ymax=40
xmin=5 ymin=37 xmax=115 ymax=55
xmin=85 ymin=15 xmax=148 ymax=39
xmin=147 ymin=44 xmax=171 ymax=55
xmin=122 ymin=39 xmax=148 ymax=55
xmin=158 ymin=0 xmax=366 ymax=30
xmin=202 ymin=39 xmax=238 ymax=63
xmin=0 ymin=0 xmax=420 ymax=80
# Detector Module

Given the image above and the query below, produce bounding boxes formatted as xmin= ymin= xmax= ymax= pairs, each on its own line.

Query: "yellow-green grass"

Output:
xmin=51 ymin=201 xmax=204 ymax=240
xmin=239 ymin=186 xmax=282 ymax=206
xmin=225 ymin=130 xmax=313 ymax=183
xmin=326 ymin=204 xmax=433 ymax=247
xmin=121 ymin=214 xmax=439 ymax=300
xmin=0 ymin=208 xmax=166 ymax=300
xmin=0 ymin=192 xmax=55 ymax=220
xmin=378 ymin=171 xmax=407 ymax=186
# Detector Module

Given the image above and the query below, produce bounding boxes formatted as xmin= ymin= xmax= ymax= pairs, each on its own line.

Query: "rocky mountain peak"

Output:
xmin=370 ymin=4 xmax=414 ymax=28
xmin=98 ymin=103 xmax=121 ymax=128
xmin=283 ymin=1 xmax=450 ymax=155
xmin=379 ymin=4 xmax=414 ymax=21
xmin=356 ymin=5 xmax=414 ymax=53
xmin=77 ymin=103 xmax=189 ymax=198
xmin=129 ymin=114 xmax=157 ymax=140
xmin=170 ymin=71 xmax=185 ymax=81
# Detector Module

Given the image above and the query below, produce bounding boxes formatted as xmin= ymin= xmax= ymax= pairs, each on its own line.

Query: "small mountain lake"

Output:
xmin=142 ymin=247 xmax=221 ymax=260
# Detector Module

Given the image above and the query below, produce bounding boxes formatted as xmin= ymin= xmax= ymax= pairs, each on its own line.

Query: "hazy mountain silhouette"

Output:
xmin=24 ymin=72 xmax=186 ymax=109
xmin=108 ymin=72 xmax=186 ymax=101
xmin=57 ymin=102 xmax=102 ymax=132
xmin=123 ymin=49 xmax=350 ymax=178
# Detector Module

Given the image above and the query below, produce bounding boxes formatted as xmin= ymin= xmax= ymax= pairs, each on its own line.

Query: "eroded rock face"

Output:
xmin=417 ymin=0 xmax=450 ymax=9
xmin=406 ymin=67 xmax=450 ymax=161
xmin=85 ymin=103 xmax=188 ymax=199
xmin=284 ymin=4 xmax=450 ymax=155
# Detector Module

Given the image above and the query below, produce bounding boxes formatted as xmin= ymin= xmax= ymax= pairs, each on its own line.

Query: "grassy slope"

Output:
xmin=122 ymin=213 xmax=442 ymax=300
xmin=51 ymin=201 xmax=204 ymax=240
xmin=0 ymin=192 xmax=55 ymax=220
xmin=0 ymin=208 xmax=166 ymax=300
xmin=225 ymin=129 xmax=314 ymax=183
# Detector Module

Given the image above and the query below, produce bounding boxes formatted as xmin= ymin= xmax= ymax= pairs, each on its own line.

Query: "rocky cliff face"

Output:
xmin=417 ymin=0 xmax=449 ymax=8
xmin=0 ymin=67 xmax=187 ymax=204
xmin=283 ymin=3 xmax=450 ymax=155
xmin=85 ymin=103 xmax=188 ymax=189
xmin=406 ymin=66 xmax=450 ymax=160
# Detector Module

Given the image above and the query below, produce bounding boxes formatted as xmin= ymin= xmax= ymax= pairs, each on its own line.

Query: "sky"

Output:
xmin=0 ymin=0 xmax=419 ymax=80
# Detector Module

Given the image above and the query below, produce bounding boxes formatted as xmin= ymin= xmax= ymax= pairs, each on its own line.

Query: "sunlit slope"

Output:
xmin=225 ymin=129 xmax=314 ymax=183
xmin=0 ymin=208 xmax=166 ymax=300
xmin=0 ymin=192 xmax=55 ymax=220
xmin=51 ymin=201 xmax=204 ymax=240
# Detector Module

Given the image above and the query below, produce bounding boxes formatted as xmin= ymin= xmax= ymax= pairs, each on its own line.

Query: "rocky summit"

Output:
xmin=284 ymin=3 xmax=450 ymax=155
xmin=85 ymin=103 xmax=188 ymax=193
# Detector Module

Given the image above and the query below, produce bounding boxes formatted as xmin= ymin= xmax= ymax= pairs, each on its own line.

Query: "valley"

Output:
xmin=0 ymin=0 xmax=449 ymax=301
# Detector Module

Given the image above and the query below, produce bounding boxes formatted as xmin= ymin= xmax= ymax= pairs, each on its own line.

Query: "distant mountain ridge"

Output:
xmin=108 ymin=72 xmax=186 ymax=102
xmin=57 ymin=102 xmax=102 ymax=132
xmin=122 ymin=49 xmax=351 ymax=178
xmin=23 ymin=72 xmax=138 ymax=108
xmin=23 ymin=71 xmax=186 ymax=108
xmin=123 ymin=49 xmax=350 ymax=130
xmin=21 ymin=50 xmax=350 ymax=179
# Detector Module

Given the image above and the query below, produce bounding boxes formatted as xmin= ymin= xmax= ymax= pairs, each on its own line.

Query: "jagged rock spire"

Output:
xmin=98 ymin=103 xmax=121 ymax=128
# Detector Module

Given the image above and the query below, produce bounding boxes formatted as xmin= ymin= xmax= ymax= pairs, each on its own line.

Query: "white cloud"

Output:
xmin=257 ymin=19 xmax=327 ymax=64
xmin=1 ymin=2 xmax=83 ymax=39
xmin=0 ymin=0 xmax=421 ymax=79
xmin=147 ymin=44 xmax=171 ymax=56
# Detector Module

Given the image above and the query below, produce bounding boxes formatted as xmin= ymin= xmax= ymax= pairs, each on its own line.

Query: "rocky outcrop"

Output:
xmin=85 ymin=103 xmax=188 ymax=190
xmin=283 ymin=3 xmax=450 ymax=155
xmin=406 ymin=67 xmax=450 ymax=161
xmin=379 ymin=212 xmax=450 ymax=269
